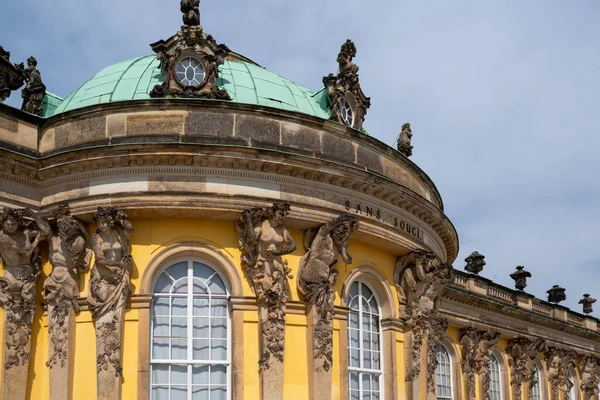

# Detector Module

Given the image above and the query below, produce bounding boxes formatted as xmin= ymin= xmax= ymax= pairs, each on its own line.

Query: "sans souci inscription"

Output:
xmin=344 ymin=201 xmax=424 ymax=241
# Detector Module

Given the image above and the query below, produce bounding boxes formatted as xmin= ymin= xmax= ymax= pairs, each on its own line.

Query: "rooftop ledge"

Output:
xmin=0 ymin=99 xmax=446 ymax=212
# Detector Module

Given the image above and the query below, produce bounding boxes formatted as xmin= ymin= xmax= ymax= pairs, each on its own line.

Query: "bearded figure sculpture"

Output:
xmin=44 ymin=204 xmax=91 ymax=369
xmin=298 ymin=213 xmax=358 ymax=374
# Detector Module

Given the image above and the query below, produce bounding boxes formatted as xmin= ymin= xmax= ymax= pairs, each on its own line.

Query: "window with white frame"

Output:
xmin=489 ymin=354 xmax=502 ymax=400
xmin=347 ymin=281 xmax=383 ymax=400
xmin=566 ymin=370 xmax=577 ymax=400
xmin=150 ymin=259 xmax=230 ymax=400
xmin=531 ymin=365 xmax=542 ymax=400
xmin=435 ymin=344 xmax=453 ymax=400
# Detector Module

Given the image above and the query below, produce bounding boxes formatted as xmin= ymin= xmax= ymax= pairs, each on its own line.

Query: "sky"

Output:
xmin=1 ymin=0 xmax=600 ymax=312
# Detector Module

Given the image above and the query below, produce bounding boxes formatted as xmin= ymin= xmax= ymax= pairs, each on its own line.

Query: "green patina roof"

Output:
xmin=47 ymin=55 xmax=331 ymax=119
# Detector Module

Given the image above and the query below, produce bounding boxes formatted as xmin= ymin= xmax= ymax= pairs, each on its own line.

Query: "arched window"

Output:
xmin=566 ymin=370 xmax=577 ymax=400
xmin=435 ymin=344 xmax=453 ymax=400
xmin=150 ymin=259 xmax=230 ymax=400
xmin=347 ymin=281 xmax=383 ymax=400
xmin=531 ymin=365 xmax=542 ymax=400
xmin=489 ymin=354 xmax=502 ymax=400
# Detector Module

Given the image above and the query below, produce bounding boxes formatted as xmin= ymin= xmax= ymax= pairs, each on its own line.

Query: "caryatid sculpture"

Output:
xmin=546 ymin=347 xmax=578 ymax=400
xmin=579 ymin=354 xmax=600 ymax=399
xmin=506 ymin=337 xmax=547 ymax=400
xmin=236 ymin=203 xmax=296 ymax=400
xmin=87 ymin=207 xmax=133 ymax=400
xmin=297 ymin=214 xmax=358 ymax=400
xmin=0 ymin=207 xmax=49 ymax=400
xmin=44 ymin=204 xmax=91 ymax=400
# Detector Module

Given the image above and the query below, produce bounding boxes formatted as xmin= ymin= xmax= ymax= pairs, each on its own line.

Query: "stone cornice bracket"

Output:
xmin=323 ymin=39 xmax=371 ymax=131
xmin=149 ymin=1 xmax=231 ymax=100
xmin=545 ymin=347 xmax=578 ymax=400
xmin=505 ymin=337 xmax=547 ymax=400
xmin=0 ymin=45 xmax=26 ymax=103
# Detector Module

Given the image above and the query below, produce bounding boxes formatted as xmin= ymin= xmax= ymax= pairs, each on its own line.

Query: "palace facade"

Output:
xmin=0 ymin=3 xmax=599 ymax=400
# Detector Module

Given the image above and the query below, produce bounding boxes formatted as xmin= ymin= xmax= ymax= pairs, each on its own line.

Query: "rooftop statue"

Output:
xmin=21 ymin=56 xmax=46 ymax=116
xmin=181 ymin=0 xmax=200 ymax=26
xmin=464 ymin=251 xmax=486 ymax=275
xmin=547 ymin=285 xmax=566 ymax=304
xmin=579 ymin=293 xmax=596 ymax=315
xmin=510 ymin=265 xmax=531 ymax=291
xmin=0 ymin=45 xmax=26 ymax=103
xmin=397 ymin=122 xmax=414 ymax=157
xmin=323 ymin=39 xmax=370 ymax=131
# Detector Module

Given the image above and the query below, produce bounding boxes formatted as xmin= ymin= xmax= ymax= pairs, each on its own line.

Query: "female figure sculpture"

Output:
xmin=87 ymin=207 xmax=133 ymax=400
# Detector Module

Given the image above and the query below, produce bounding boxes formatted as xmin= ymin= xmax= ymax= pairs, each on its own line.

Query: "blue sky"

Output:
xmin=2 ymin=1 xmax=600 ymax=312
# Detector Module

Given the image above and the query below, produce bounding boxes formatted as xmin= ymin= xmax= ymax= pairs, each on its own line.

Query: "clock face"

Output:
xmin=175 ymin=57 xmax=206 ymax=87
xmin=339 ymin=97 xmax=355 ymax=128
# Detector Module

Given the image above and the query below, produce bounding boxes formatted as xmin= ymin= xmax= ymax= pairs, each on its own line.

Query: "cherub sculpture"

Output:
xmin=181 ymin=0 xmax=200 ymax=26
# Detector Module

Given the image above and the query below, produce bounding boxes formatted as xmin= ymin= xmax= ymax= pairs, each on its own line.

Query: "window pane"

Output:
xmin=151 ymin=364 xmax=169 ymax=384
xmin=210 ymin=388 xmax=227 ymax=400
xmin=172 ymin=278 xmax=188 ymax=294
xmin=193 ymin=298 xmax=210 ymax=316
xmin=194 ymin=318 xmax=209 ymax=338
xmin=171 ymin=317 xmax=188 ymax=338
xmin=211 ymin=365 xmax=227 ymax=385
xmin=193 ymin=339 xmax=210 ymax=360
xmin=171 ymin=339 xmax=187 ymax=360
xmin=153 ymin=317 xmax=169 ymax=337
xmin=211 ymin=341 xmax=228 ymax=360
xmin=153 ymin=297 xmax=170 ymax=315
xmin=192 ymin=387 xmax=209 ymax=400
xmin=212 ymin=319 xmax=227 ymax=339
xmin=211 ymin=299 xmax=228 ymax=317
xmin=153 ymin=275 xmax=173 ymax=294
xmin=192 ymin=365 xmax=209 ymax=384
xmin=172 ymin=297 xmax=187 ymax=316
xmin=171 ymin=386 xmax=187 ymax=400
xmin=152 ymin=386 xmax=169 ymax=400
xmin=171 ymin=364 xmax=188 ymax=384
xmin=152 ymin=339 xmax=169 ymax=359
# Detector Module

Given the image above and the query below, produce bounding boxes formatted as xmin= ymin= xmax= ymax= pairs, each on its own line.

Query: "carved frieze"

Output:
xmin=149 ymin=1 xmax=230 ymax=100
xmin=546 ymin=347 xmax=578 ymax=400
xmin=236 ymin=203 xmax=296 ymax=370
xmin=297 ymin=213 xmax=358 ymax=371
xmin=21 ymin=56 xmax=46 ymax=116
xmin=323 ymin=39 xmax=370 ymax=131
xmin=505 ymin=337 xmax=547 ymax=400
xmin=44 ymin=203 xmax=91 ymax=369
xmin=0 ymin=207 xmax=49 ymax=368
xmin=0 ymin=45 xmax=26 ymax=103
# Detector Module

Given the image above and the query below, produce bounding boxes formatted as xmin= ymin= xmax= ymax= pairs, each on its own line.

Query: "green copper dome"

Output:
xmin=48 ymin=55 xmax=330 ymax=119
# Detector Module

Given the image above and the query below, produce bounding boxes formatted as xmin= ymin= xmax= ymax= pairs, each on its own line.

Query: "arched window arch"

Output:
xmin=347 ymin=280 xmax=384 ymax=400
xmin=566 ymin=369 xmax=579 ymax=400
xmin=436 ymin=344 xmax=453 ymax=400
xmin=150 ymin=258 xmax=231 ymax=400
xmin=489 ymin=353 xmax=503 ymax=400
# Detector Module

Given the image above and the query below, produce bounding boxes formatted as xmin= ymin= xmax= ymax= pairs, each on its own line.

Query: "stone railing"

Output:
xmin=448 ymin=270 xmax=599 ymax=333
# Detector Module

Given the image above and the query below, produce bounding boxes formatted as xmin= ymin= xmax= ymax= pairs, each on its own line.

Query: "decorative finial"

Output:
xmin=181 ymin=0 xmax=200 ymax=26
xmin=579 ymin=294 xmax=596 ymax=315
xmin=397 ymin=122 xmax=413 ymax=157
xmin=322 ymin=39 xmax=370 ymax=131
xmin=509 ymin=266 xmax=531 ymax=291
xmin=547 ymin=285 xmax=566 ymax=304
xmin=464 ymin=251 xmax=486 ymax=275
